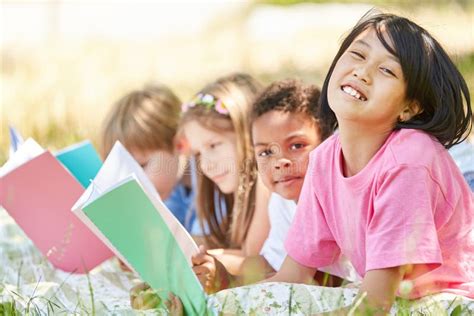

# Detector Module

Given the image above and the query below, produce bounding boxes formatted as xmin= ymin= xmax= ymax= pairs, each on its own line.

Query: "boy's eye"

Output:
xmin=350 ymin=51 xmax=365 ymax=60
xmin=290 ymin=143 xmax=305 ymax=150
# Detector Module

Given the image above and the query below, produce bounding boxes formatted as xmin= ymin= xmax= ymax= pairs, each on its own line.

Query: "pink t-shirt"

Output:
xmin=285 ymin=129 xmax=474 ymax=299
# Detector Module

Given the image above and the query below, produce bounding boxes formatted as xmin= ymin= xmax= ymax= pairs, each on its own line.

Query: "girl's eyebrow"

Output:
xmin=353 ymin=39 xmax=371 ymax=48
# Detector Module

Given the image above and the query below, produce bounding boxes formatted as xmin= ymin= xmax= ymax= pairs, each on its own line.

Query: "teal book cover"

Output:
xmin=56 ymin=141 xmax=102 ymax=188
xmin=82 ymin=178 xmax=207 ymax=315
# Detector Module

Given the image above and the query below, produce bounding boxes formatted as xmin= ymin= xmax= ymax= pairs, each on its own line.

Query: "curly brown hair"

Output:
xmin=251 ymin=79 xmax=333 ymax=141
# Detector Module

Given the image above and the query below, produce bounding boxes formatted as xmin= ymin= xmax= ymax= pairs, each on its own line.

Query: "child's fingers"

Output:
xmin=191 ymin=253 xmax=208 ymax=265
xmin=173 ymin=295 xmax=183 ymax=314
xmin=166 ymin=293 xmax=184 ymax=316
xmin=193 ymin=262 xmax=217 ymax=281
xmin=191 ymin=249 xmax=213 ymax=265
xmin=165 ymin=293 xmax=175 ymax=309
xmin=192 ymin=264 xmax=212 ymax=275
xmin=191 ymin=245 xmax=207 ymax=264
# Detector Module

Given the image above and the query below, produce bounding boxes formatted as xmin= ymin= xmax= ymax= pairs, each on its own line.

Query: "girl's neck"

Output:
xmin=338 ymin=122 xmax=393 ymax=177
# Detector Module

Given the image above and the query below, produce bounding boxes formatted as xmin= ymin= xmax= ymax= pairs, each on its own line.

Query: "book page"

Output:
xmin=0 ymin=151 xmax=113 ymax=272
xmin=72 ymin=140 xmax=198 ymax=264
xmin=55 ymin=140 xmax=102 ymax=188
xmin=0 ymin=138 xmax=45 ymax=177
xmin=83 ymin=141 xmax=158 ymax=197
xmin=82 ymin=178 xmax=206 ymax=315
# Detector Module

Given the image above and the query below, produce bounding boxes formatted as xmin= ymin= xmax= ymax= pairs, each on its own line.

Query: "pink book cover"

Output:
xmin=0 ymin=151 xmax=113 ymax=273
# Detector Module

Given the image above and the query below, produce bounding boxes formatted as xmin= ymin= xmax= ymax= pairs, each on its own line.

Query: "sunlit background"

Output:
xmin=1 ymin=0 xmax=473 ymax=163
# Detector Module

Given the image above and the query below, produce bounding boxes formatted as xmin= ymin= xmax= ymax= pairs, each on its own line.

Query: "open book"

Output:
xmin=56 ymin=140 xmax=103 ymax=188
xmin=72 ymin=141 xmax=207 ymax=315
xmin=0 ymin=139 xmax=113 ymax=273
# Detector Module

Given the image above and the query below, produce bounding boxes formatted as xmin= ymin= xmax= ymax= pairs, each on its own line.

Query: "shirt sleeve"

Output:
xmin=285 ymin=154 xmax=340 ymax=268
xmin=366 ymin=165 xmax=444 ymax=272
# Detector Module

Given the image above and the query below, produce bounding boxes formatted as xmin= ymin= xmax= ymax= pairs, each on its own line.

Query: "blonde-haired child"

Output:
xmin=179 ymin=73 xmax=271 ymax=289
xmin=129 ymin=74 xmax=271 ymax=309
xmin=101 ymin=84 xmax=196 ymax=232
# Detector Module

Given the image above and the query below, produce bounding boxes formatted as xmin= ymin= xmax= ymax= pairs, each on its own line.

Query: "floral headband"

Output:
xmin=181 ymin=93 xmax=229 ymax=115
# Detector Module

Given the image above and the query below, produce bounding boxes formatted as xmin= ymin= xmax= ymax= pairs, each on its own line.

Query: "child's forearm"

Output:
xmin=352 ymin=266 xmax=405 ymax=314
xmin=262 ymin=256 xmax=317 ymax=285
xmin=237 ymin=255 xmax=275 ymax=286
xmin=215 ymin=255 xmax=275 ymax=290
xmin=209 ymin=248 xmax=246 ymax=275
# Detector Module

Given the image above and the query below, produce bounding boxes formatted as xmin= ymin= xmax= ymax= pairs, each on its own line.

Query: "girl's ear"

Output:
xmin=399 ymin=100 xmax=422 ymax=122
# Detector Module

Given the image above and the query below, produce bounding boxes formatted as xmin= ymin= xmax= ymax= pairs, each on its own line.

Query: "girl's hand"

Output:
xmin=191 ymin=245 xmax=230 ymax=293
xmin=165 ymin=293 xmax=184 ymax=316
xmin=130 ymin=282 xmax=161 ymax=310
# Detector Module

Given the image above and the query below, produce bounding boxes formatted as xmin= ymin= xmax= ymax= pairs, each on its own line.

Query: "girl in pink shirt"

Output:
xmin=268 ymin=11 xmax=474 ymax=314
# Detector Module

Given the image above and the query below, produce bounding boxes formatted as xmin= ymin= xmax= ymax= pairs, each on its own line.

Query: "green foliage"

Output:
xmin=455 ymin=52 xmax=474 ymax=101
xmin=451 ymin=305 xmax=463 ymax=316
xmin=0 ymin=301 xmax=20 ymax=316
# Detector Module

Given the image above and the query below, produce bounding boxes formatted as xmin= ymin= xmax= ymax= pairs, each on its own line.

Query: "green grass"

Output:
xmin=2 ymin=51 xmax=473 ymax=166
xmin=456 ymin=52 xmax=474 ymax=96
xmin=1 ymin=2 xmax=472 ymax=166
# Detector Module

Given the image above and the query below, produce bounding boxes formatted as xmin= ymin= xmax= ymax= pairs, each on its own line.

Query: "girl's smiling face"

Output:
xmin=328 ymin=27 xmax=417 ymax=130
xmin=183 ymin=120 xmax=239 ymax=194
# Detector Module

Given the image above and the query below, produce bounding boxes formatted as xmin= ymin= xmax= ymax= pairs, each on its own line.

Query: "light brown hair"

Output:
xmin=100 ymin=84 xmax=181 ymax=158
xmin=180 ymin=73 xmax=262 ymax=249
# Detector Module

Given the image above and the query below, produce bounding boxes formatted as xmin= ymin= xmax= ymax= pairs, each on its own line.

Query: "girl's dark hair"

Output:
xmin=320 ymin=11 xmax=473 ymax=149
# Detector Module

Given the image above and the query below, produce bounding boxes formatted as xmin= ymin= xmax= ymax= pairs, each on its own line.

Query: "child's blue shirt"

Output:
xmin=163 ymin=183 xmax=196 ymax=232
xmin=163 ymin=156 xmax=228 ymax=236
xmin=449 ymin=140 xmax=474 ymax=191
